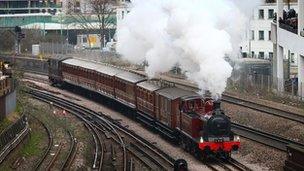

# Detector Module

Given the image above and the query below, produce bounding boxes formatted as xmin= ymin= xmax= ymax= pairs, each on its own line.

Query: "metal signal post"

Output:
xmin=14 ymin=26 xmax=25 ymax=55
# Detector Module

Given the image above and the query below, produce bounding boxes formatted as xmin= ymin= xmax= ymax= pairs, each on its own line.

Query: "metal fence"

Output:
xmin=227 ymin=73 xmax=304 ymax=102
xmin=0 ymin=115 xmax=28 ymax=152
xmin=40 ymin=42 xmax=74 ymax=55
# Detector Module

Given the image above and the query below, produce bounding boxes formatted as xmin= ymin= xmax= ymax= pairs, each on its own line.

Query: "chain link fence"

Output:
xmin=39 ymin=42 xmax=74 ymax=55
xmin=228 ymin=73 xmax=304 ymax=102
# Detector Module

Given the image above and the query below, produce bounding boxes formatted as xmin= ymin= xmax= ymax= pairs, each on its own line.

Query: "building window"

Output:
xmin=259 ymin=31 xmax=264 ymax=40
xmin=242 ymin=53 xmax=247 ymax=58
xmin=259 ymin=52 xmax=265 ymax=59
xmin=290 ymin=53 xmax=295 ymax=63
xmin=268 ymin=31 xmax=271 ymax=40
xmin=259 ymin=9 xmax=264 ymax=19
xmin=268 ymin=9 xmax=274 ymax=19
xmin=269 ymin=52 xmax=273 ymax=59
xmin=83 ymin=37 xmax=87 ymax=43
xmin=251 ymin=30 xmax=255 ymax=40
xmin=251 ymin=51 xmax=255 ymax=58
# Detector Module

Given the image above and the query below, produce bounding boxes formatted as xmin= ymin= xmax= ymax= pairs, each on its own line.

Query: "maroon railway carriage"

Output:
xmin=114 ymin=71 xmax=146 ymax=109
xmin=61 ymin=58 xmax=122 ymax=99
xmin=61 ymin=59 xmax=98 ymax=91
xmin=154 ymin=87 xmax=199 ymax=140
xmin=136 ymin=80 xmax=162 ymax=127
xmin=95 ymin=66 xmax=121 ymax=98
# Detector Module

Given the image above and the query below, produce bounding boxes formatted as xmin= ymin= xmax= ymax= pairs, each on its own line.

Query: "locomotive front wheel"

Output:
xmin=193 ymin=147 xmax=202 ymax=159
xmin=174 ymin=159 xmax=188 ymax=171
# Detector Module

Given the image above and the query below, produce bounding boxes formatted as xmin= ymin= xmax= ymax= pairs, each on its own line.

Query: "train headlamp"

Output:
xmin=234 ymin=135 xmax=240 ymax=142
xmin=200 ymin=137 xmax=204 ymax=143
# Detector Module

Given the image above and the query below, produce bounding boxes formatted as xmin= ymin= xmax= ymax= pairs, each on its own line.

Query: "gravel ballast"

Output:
xmin=25 ymin=79 xmax=268 ymax=170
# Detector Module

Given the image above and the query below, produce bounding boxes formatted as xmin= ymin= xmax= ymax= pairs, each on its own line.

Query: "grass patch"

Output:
xmin=0 ymin=118 xmax=12 ymax=133
xmin=19 ymin=130 xmax=44 ymax=157
xmin=16 ymin=104 xmax=23 ymax=114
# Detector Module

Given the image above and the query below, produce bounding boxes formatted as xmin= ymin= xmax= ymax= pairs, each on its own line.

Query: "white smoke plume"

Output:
xmin=116 ymin=0 xmax=261 ymax=98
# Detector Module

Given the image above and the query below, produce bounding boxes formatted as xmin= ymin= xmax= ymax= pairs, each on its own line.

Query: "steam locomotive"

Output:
xmin=48 ymin=57 xmax=240 ymax=159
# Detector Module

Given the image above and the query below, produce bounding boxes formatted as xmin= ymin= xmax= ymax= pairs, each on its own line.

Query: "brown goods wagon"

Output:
xmin=155 ymin=87 xmax=198 ymax=129
xmin=114 ymin=72 xmax=146 ymax=108
xmin=136 ymin=81 xmax=162 ymax=119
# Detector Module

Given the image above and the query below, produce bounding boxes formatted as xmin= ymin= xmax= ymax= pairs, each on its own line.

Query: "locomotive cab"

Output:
xmin=180 ymin=97 xmax=204 ymax=114
xmin=179 ymin=96 xmax=212 ymax=138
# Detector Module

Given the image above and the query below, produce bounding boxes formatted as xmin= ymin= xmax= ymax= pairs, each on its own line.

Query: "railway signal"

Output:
xmin=14 ymin=26 xmax=21 ymax=33
xmin=18 ymin=33 xmax=25 ymax=40
xmin=14 ymin=26 xmax=25 ymax=55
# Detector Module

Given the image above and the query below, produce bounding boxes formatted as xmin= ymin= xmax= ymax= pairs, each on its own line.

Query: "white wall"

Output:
xmin=241 ymin=3 xmax=298 ymax=59
xmin=277 ymin=27 xmax=304 ymax=56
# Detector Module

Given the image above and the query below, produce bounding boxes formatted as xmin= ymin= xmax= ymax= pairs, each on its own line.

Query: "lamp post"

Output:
xmin=60 ymin=13 xmax=63 ymax=36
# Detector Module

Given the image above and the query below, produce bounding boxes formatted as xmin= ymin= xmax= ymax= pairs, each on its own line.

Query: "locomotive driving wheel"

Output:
xmin=193 ymin=146 xmax=202 ymax=159
xmin=180 ymin=137 xmax=187 ymax=150
xmin=185 ymin=139 xmax=191 ymax=152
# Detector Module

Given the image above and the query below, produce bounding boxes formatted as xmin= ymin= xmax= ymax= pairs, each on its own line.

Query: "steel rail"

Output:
xmin=227 ymin=158 xmax=253 ymax=171
xmin=31 ymin=94 xmax=103 ymax=170
xmin=61 ymin=131 xmax=77 ymax=171
xmin=29 ymin=89 xmax=175 ymax=170
xmin=222 ymin=94 xmax=304 ymax=124
xmin=232 ymin=122 xmax=304 ymax=151
xmin=31 ymin=116 xmax=53 ymax=171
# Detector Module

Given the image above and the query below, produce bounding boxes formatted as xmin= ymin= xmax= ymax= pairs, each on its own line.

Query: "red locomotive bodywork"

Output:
xmin=199 ymin=141 xmax=240 ymax=152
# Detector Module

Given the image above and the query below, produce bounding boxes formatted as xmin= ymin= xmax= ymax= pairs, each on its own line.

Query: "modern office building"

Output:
xmin=0 ymin=0 xmax=62 ymax=15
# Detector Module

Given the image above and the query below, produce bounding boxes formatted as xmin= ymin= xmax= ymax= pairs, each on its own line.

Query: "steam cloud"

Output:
xmin=116 ymin=0 xmax=260 ymax=98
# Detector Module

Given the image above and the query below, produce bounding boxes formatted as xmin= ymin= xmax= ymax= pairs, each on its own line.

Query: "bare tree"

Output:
xmin=69 ymin=0 xmax=118 ymax=49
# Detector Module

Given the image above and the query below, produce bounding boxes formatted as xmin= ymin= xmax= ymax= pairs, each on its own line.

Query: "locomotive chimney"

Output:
xmin=213 ymin=100 xmax=221 ymax=110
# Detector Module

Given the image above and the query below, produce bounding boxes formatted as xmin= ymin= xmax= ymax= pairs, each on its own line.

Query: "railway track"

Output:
xmin=205 ymin=157 xmax=252 ymax=171
xmin=83 ymin=121 xmax=103 ymax=170
xmin=232 ymin=122 xmax=304 ymax=151
xmin=222 ymin=94 xmax=304 ymax=124
xmin=33 ymin=96 xmax=104 ymax=170
xmin=29 ymin=89 xmax=175 ymax=171
xmin=31 ymin=116 xmax=77 ymax=170
xmin=31 ymin=116 xmax=53 ymax=171
xmin=61 ymin=131 xmax=77 ymax=171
